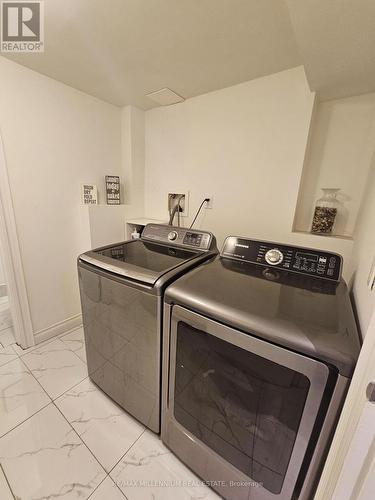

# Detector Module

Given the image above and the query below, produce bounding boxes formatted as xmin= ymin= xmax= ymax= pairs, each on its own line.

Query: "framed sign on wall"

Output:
xmin=81 ymin=184 xmax=98 ymax=204
xmin=105 ymin=175 xmax=121 ymax=205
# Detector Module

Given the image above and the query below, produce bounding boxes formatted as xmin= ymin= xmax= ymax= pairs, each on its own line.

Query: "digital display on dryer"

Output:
xmin=295 ymin=252 xmax=319 ymax=273
xmin=295 ymin=252 xmax=318 ymax=262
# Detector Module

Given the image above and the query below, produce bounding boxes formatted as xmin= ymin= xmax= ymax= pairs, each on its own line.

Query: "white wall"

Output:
xmin=0 ymin=253 xmax=4 ymax=285
xmin=121 ymin=106 xmax=145 ymax=212
xmin=145 ymin=67 xmax=314 ymax=242
xmin=79 ymin=205 xmax=126 ymax=250
xmin=294 ymin=93 xmax=375 ymax=237
xmin=144 ymin=66 xmax=355 ymax=276
xmin=0 ymin=56 xmax=121 ymax=337
xmin=351 ymin=161 xmax=375 ymax=337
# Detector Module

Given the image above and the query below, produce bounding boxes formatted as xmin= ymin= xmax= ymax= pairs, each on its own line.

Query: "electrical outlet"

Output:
xmin=205 ymin=196 xmax=213 ymax=209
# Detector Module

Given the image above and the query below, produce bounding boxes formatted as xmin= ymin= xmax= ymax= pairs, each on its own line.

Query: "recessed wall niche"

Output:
xmin=293 ymin=93 xmax=375 ymax=239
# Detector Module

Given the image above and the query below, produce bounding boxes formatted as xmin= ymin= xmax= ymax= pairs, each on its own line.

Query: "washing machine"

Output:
xmin=161 ymin=236 xmax=360 ymax=499
xmin=78 ymin=224 xmax=217 ymax=433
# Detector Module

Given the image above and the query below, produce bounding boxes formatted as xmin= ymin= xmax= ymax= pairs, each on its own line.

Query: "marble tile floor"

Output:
xmin=0 ymin=326 xmax=220 ymax=500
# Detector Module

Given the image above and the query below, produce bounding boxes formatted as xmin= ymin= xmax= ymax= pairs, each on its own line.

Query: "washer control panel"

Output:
xmin=221 ymin=237 xmax=342 ymax=281
xmin=142 ymin=224 xmax=213 ymax=251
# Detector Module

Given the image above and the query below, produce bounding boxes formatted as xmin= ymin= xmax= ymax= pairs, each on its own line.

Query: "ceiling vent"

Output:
xmin=146 ymin=88 xmax=185 ymax=106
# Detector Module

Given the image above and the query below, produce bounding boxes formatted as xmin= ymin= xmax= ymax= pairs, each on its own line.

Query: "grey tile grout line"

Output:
xmin=0 ymin=462 xmax=15 ymax=499
xmin=114 ymin=481 xmax=130 ymax=500
xmin=51 ymin=382 xmax=137 ymax=500
xmin=0 ymin=331 xmax=143 ymax=500
xmin=0 ymin=400 xmax=52 ymax=441
xmin=108 ymin=428 xmax=147 ymax=476
xmin=52 ymin=375 xmax=90 ymax=401
xmin=0 ymin=347 xmax=22 ymax=365
xmin=0 ymin=355 xmax=54 ymax=440
xmin=0 ymin=335 xmax=88 ymax=398
xmin=0 ymin=358 xmax=88 ymax=440
xmin=11 ymin=335 xmax=59 ymax=357
xmin=52 ymin=359 xmax=147 ymax=497
xmin=0 ymin=332 xmax=89 ymax=439
xmin=51 ymin=377 xmax=146 ymax=497
xmin=0 ymin=395 xmax=131 ymax=500
xmin=0 ymin=347 xmax=23 ymax=370
xmin=104 ymin=428 xmax=147 ymax=500
xmin=59 ymin=338 xmax=88 ymax=365
xmin=0 ymin=338 xmax=59 ymax=371
xmin=12 ymin=334 xmax=86 ymax=373
xmin=10 ymin=324 xmax=83 ymax=358
xmin=51 ymin=400 xmax=109 ymax=479
xmin=23 ymin=349 xmax=142 ymax=477
xmin=18 ymin=339 xmax=88 ymax=394
xmin=86 ymin=475 xmax=129 ymax=500
xmin=51 ymin=387 xmax=134 ymax=500
xmin=0 ymin=324 xmax=14 ymax=333
xmin=1 ymin=397 xmax=111 ymax=499
xmin=2 ymin=344 xmax=146 ymax=460
xmin=85 ymin=476 xmax=109 ymax=500
xmin=0 ymin=364 xmax=108 ymax=498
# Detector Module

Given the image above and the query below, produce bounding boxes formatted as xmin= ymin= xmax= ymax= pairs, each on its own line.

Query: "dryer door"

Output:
xmin=163 ymin=305 xmax=330 ymax=500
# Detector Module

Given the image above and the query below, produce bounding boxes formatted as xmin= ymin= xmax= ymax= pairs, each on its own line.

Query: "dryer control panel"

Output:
xmin=221 ymin=237 xmax=342 ymax=281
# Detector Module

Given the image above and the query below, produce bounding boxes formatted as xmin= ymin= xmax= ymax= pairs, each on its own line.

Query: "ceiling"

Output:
xmin=2 ymin=0 xmax=301 ymax=108
xmin=3 ymin=0 xmax=375 ymax=108
xmin=286 ymin=0 xmax=375 ymax=100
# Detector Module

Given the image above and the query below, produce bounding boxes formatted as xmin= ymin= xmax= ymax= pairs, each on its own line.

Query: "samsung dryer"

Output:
xmin=162 ymin=236 xmax=360 ymax=500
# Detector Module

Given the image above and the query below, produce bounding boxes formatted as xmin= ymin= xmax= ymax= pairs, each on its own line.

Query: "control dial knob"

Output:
xmin=168 ymin=231 xmax=178 ymax=241
xmin=265 ymin=248 xmax=284 ymax=266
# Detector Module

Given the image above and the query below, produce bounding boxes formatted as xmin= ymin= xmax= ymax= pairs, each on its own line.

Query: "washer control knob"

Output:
xmin=262 ymin=268 xmax=280 ymax=281
xmin=168 ymin=231 xmax=178 ymax=241
xmin=265 ymin=248 xmax=284 ymax=266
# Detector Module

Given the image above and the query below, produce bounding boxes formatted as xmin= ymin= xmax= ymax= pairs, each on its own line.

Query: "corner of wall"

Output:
xmin=291 ymin=90 xmax=317 ymax=232
xmin=120 ymin=105 xmax=146 ymax=217
xmin=351 ymin=157 xmax=375 ymax=337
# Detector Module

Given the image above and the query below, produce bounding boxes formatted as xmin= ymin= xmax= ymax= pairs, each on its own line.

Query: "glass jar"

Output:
xmin=311 ymin=188 xmax=340 ymax=234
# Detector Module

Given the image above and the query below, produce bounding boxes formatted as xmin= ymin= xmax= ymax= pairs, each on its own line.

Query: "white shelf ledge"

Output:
xmin=293 ymin=230 xmax=353 ymax=241
xmin=125 ymin=218 xmax=166 ymax=226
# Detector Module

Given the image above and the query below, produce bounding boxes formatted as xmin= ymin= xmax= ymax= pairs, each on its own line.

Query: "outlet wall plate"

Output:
xmin=205 ymin=196 xmax=213 ymax=209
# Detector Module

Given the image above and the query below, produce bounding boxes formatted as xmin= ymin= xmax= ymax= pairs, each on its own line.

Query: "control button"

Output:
xmin=327 ymin=269 xmax=334 ymax=276
xmin=263 ymin=268 xmax=280 ymax=281
xmin=265 ymin=249 xmax=284 ymax=266
xmin=329 ymin=257 xmax=336 ymax=268
xmin=168 ymin=231 xmax=178 ymax=241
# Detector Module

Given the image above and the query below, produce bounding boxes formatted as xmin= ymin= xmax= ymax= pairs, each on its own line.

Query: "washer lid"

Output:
xmin=79 ymin=239 xmax=201 ymax=285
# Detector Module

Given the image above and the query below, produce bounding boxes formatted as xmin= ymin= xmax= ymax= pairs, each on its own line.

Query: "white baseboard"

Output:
xmin=34 ymin=314 xmax=83 ymax=345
